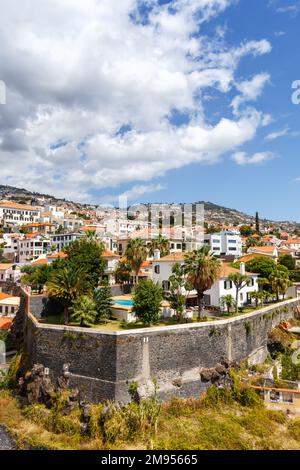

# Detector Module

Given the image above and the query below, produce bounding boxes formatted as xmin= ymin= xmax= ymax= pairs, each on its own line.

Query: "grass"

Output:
xmin=39 ymin=315 xmax=218 ymax=331
xmin=1 ymin=387 xmax=300 ymax=450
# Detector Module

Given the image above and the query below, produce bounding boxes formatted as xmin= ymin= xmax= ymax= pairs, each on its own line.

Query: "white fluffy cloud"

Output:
xmin=232 ymin=151 xmax=275 ymax=165
xmin=0 ymin=0 xmax=272 ymax=201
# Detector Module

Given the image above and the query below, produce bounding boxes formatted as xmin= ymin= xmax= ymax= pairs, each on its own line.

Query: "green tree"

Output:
xmin=125 ymin=238 xmax=148 ymax=284
xmin=255 ymin=212 xmax=260 ymax=234
xmin=71 ymin=295 xmax=97 ymax=327
xmin=278 ymin=254 xmax=296 ymax=271
xmin=133 ymin=280 xmax=163 ymax=326
xmin=168 ymin=263 xmax=191 ymax=320
xmin=63 ymin=237 xmax=105 ymax=289
xmin=239 ymin=225 xmax=253 ymax=237
xmin=114 ymin=260 xmax=132 ymax=284
xmin=148 ymin=234 xmax=170 ymax=258
xmin=269 ymin=271 xmax=291 ymax=301
xmin=47 ymin=266 xmax=88 ymax=324
xmin=228 ymin=273 xmax=251 ymax=314
xmin=184 ymin=246 xmax=221 ymax=320
xmin=94 ymin=286 xmax=112 ymax=323
xmin=245 ymin=257 xmax=285 ymax=280
xmin=219 ymin=295 xmax=236 ymax=315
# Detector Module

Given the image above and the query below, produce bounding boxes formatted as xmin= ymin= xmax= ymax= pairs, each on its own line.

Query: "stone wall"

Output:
xmin=21 ymin=290 xmax=300 ymax=403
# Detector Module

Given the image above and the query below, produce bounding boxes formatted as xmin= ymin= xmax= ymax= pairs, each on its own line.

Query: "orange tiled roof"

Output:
xmin=249 ymin=246 xmax=277 ymax=253
xmin=102 ymin=251 xmax=120 ymax=258
xmin=0 ymin=200 xmax=38 ymax=211
xmin=283 ymin=239 xmax=300 ymax=245
xmin=31 ymin=258 xmax=48 ymax=265
xmin=0 ymin=263 xmax=13 ymax=271
xmin=22 ymin=223 xmax=54 ymax=228
xmin=0 ymin=318 xmax=13 ymax=331
xmin=47 ymin=252 xmax=68 ymax=259
xmin=239 ymin=253 xmax=268 ymax=263
xmin=0 ymin=292 xmax=12 ymax=301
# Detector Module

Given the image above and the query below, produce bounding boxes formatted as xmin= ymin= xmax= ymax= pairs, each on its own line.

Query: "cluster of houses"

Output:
xmin=1 ymin=199 xmax=300 ymax=330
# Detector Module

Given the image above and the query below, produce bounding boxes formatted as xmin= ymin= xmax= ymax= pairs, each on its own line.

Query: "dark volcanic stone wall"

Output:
xmin=21 ymin=290 xmax=299 ymax=403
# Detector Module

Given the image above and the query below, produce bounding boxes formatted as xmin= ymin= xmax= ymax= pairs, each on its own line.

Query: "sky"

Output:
xmin=0 ymin=0 xmax=300 ymax=220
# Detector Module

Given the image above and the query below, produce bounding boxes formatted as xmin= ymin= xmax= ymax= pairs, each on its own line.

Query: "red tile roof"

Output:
xmin=0 ymin=318 xmax=13 ymax=331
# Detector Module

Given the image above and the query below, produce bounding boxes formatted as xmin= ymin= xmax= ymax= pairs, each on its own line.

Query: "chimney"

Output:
xmin=154 ymin=249 xmax=160 ymax=261
xmin=240 ymin=262 xmax=245 ymax=275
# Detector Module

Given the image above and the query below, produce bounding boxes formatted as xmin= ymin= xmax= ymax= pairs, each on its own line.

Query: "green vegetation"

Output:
xmin=1 ymin=379 xmax=300 ymax=450
xmin=184 ymin=246 xmax=221 ymax=320
xmin=219 ymin=294 xmax=236 ymax=314
xmin=70 ymin=295 xmax=98 ymax=327
xmin=228 ymin=273 xmax=251 ymax=314
xmin=168 ymin=263 xmax=192 ymax=320
xmin=148 ymin=234 xmax=170 ymax=258
xmin=133 ymin=280 xmax=163 ymax=326
xmin=94 ymin=286 xmax=112 ymax=323
xmin=125 ymin=238 xmax=148 ymax=284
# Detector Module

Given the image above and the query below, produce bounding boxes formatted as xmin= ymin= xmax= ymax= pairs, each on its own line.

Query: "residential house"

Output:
xmin=152 ymin=251 xmax=258 ymax=308
xmin=50 ymin=233 xmax=82 ymax=252
xmin=204 ymin=231 xmax=242 ymax=257
xmin=0 ymin=292 xmax=20 ymax=317
xmin=0 ymin=201 xmax=40 ymax=227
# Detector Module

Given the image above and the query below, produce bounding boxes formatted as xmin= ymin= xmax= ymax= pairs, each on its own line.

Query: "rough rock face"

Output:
xmin=200 ymin=359 xmax=237 ymax=388
xmin=17 ymin=363 xmax=80 ymax=410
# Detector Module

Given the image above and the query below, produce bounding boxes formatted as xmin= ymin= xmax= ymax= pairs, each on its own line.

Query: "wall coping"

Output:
xmin=24 ymin=291 xmax=299 ymax=337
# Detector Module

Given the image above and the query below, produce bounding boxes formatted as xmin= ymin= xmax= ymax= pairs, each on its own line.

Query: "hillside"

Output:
xmin=0 ymin=184 xmax=297 ymax=229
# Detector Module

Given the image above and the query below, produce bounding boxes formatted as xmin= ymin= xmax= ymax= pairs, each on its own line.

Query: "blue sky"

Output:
xmin=0 ymin=0 xmax=300 ymax=220
xmin=135 ymin=0 xmax=300 ymax=221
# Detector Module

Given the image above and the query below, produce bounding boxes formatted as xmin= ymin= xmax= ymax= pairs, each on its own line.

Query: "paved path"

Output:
xmin=0 ymin=425 xmax=15 ymax=450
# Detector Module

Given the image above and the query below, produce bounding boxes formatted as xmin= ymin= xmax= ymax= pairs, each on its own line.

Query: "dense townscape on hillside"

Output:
xmin=0 ymin=188 xmax=300 ymax=450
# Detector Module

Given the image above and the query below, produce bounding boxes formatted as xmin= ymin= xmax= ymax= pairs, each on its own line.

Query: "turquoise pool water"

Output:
xmin=113 ymin=299 xmax=134 ymax=307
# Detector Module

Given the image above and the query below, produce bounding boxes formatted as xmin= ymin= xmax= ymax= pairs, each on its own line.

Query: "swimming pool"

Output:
xmin=113 ymin=299 xmax=134 ymax=307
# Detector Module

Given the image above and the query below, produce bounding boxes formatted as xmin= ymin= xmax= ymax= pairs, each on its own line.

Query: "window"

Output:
xmin=228 ymin=239 xmax=237 ymax=244
xmin=224 ymin=280 xmax=232 ymax=290
xmin=228 ymin=247 xmax=237 ymax=251
xmin=240 ymin=293 xmax=243 ymax=301
xmin=162 ymin=280 xmax=170 ymax=291
xmin=212 ymin=239 xmax=220 ymax=244
xmin=248 ymin=278 xmax=255 ymax=287
xmin=154 ymin=265 xmax=160 ymax=274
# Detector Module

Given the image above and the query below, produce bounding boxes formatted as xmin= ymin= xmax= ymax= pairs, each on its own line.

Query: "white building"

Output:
xmin=17 ymin=234 xmax=50 ymax=263
xmin=152 ymin=251 xmax=258 ymax=308
xmin=0 ymin=292 xmax=20 ymax=317
xmin=0 ymin=201 xmax=40 ymax=227
xmin=50 ymin=233 xmax=82 ymax=252
xmin=0 ymin=263 xmax=21 ymax=283
xmin=204 ymin=231 xmax=242 ymax=257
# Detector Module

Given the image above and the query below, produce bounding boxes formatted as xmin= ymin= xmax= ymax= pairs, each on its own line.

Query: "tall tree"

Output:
xmin=184 ymin=246 xmax=221 ymax=320
xmin=269 ymin=271 xmax=291 ymax=301
xmin=148 ymin=234 xmax=170 ymax=258
xmin=168 ymin=263 xmax=192 ymax=320
xmin=133 ymin=280 xmax=163 ymax=326
xmin=228 ymin=273 xmax=251 ymax=314
xmin=125 ymin=238 xmax=148 ymax=284
xmin=94 ymin=286 xmax=112 ymax=323
xmin=47 ymin=266 xmax=87 ymax=324
xmin=63 ymin=237 xmax=105 ymax=289
xmin=255 ymin=212 xmax=260 ymax=234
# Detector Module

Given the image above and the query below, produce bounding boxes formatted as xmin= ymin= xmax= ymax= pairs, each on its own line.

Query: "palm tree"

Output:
xmin=71 ymin=295 xmax=97 ymax=327
xmin=184 ymin=246 xmax=221 ymax=320
xmin=148 ymin=235 xmax=170 ymax=258
xmin=47 ymin=266 xmax=87 ymax=324
xmin=270 ymin=272 xmax=291 ymax=301
xmin=125 ymin=238 xmax=148 ymax=284
xmin=220 ymin=295 xmax=236 ymax=315
xmin=228 ymin=273 xmax=251 ymax=314
xmin=85 ymin=229 xmax=98 ymax=241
